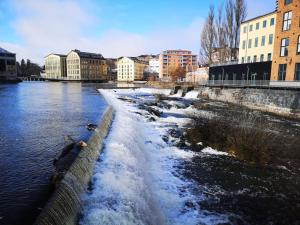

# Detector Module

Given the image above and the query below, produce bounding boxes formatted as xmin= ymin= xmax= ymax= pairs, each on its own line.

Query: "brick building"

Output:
xmin=271 ymin=0 xmax=300 ymax=84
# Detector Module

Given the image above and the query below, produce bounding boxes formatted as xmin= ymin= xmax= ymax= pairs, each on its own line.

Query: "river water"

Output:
xmin=0 ymin=82 xmax=107 ymax=225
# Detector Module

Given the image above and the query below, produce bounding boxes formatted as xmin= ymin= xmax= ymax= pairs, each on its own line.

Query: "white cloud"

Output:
xmin=0 ymin=0 xmax=203 ymax=65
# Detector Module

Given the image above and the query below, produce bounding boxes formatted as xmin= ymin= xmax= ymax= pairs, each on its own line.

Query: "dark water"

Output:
xmin=0 ymin=82 xmax=107 ymax=225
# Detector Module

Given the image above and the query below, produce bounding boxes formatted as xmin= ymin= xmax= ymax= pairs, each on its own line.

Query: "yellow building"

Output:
xmin=44 ymin=54 xmax=67 ymax=79
xmin=66 ymin=49 xmax=108 ymax=81
xmin=239 ymin=12 xmax=277 ymax=64
xmin=117 ymin=57 xmax=148 ymax=82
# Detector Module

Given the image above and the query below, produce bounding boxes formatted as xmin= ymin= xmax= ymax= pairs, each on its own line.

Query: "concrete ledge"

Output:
xmin=34 ymin=106 xmax=114 ymax=225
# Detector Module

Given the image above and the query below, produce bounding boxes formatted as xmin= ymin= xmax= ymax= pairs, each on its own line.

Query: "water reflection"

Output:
xmin=0 ymin=82 xmax=107 ymax=225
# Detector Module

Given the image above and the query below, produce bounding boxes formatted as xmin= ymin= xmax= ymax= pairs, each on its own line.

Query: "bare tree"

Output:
xmin=225 ymin=0 xmax=235 ymax=60
xmin=200 ymin=5 xmax=216 ymax=65
xmin=234 ymin=0 xmax=247 ymax=60
xmin=215 ymin=4 xmax=228 ymax=63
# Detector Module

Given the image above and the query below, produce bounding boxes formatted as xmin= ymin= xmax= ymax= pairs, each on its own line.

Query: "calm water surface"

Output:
xmin=0 ymin=82 xmax=107 ymax=225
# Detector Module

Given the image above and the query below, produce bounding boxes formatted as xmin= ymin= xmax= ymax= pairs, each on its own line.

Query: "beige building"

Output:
xmin=66 ymin=50 xmax=108 ymax=81
xmin=185 ymin=67 xmax=209 ymax=84
xmin=117 ymin=57 xmax=148 ymax=82
xmin=239 ymin=11 xmax=277 ymax=64
xmin=159 ymin=50 xmax=198 ymax=81
xmin=44 ymin=54 xmax=67 ymax=79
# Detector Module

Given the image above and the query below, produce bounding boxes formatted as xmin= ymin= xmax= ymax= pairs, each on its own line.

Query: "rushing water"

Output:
xmin=0 ymin=82 xmax=107 ymax=225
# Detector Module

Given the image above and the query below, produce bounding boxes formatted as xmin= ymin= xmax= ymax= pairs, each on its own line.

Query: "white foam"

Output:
xmin=184 ymin=90 xmax=199 ymax=99
xmin=201 ymin=147 xmax=229 ymax=156
xmin=80 ymin=89 xmax=229 ymax=225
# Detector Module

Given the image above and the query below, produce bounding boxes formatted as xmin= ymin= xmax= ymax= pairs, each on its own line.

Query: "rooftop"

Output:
xmin=0 ymin=47 xmax=14 ymax=54
xmin=241 ymin=11 xmax=277 ymax=24
xmin=73 ymin=49 xmax=104 ymax=59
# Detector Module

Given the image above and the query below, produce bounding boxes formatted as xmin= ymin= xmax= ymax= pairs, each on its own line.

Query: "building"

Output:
xmin=239 ymin=11 xmax=277 ymax=64
xmin=117 ymin=57 xmax=148 ymax=82
xmin=211 ymin=47 xmax=239 ymax=65
xmin=137 ymin=54 xmax=158 ymax=63
xmin=159 ymin=50 xmax=198 ymax=81
xmin=148 ymin=58 xmax=160 ymax=74
xmin=44 ymin=54 xmax=67 ymax=79
xmin=66 ymin=49 xmax=108 ymax=81
xmin=0 ymin=47 xmax=17 ymax=80
xmin=209 ymin=61 xmax=272 ymax=85
xmin=185 ymin=67 xmax=209 ymax=84
xmin=271 ymin=0 xmax=300 ymax=85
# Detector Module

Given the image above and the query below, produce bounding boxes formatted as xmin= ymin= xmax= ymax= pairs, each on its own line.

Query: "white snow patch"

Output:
xmin=184 ymin=90 xmax=199 ymax=99
xmin=201 ymin=147 xmax=229 ymax=156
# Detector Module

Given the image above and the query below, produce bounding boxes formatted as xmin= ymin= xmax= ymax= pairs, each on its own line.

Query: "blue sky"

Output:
xmin=0 ymin=0 xmax=275 ymax=64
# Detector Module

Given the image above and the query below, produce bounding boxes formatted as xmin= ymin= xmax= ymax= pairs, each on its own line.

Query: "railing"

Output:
xmin=206 ymin=80 xmax=300 ymax=88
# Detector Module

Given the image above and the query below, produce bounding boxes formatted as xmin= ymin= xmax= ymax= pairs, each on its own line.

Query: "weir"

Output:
xmin=34 ymin=106 xmax=115 ymax=225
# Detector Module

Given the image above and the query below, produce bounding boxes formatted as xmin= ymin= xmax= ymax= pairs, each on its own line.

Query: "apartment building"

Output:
xmin=239 ymin=11 xmax=277 ymax=64
xmin=66 ymin=50 xmax=108 ymax=80
xmin=44 ymin=54 xmax=67 ymax=79
xmin=271 ymin=0 xmax=300 ymax=83
xmin=117 ymin=57 xmax=148 ymax=82
xmin=159 ymin=50 xmax=198 ymax=81
xmin=149 ymin=58 xmax=160 ymax=74
xmin=0 ymin=47 xmax=17 ymax=79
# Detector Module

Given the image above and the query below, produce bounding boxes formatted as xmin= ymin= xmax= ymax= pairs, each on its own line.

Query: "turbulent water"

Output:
xmin=81 ymin=88 xmax=300 ymax=225
xmin=0 ymin=82 xmax=107 ymax=225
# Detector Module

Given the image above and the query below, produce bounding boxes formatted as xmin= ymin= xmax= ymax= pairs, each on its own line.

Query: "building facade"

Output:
xmin=212 ymin=47 xmax=239 ymax=65
xmin=239 ymin=12 xmax=277 ymax=64
xmin=149 ymin=58 xmax=160 ymax=74
xmin=66 ymin=50 xmax=108 ymax=81
xmin=159 ymin=50 xmax=198 ymax=81
xmin=0 ymin=47 xmax=17 ymax=79
xmin=117 ymin=57 xmax=148 ymax=82
xmin=44 ymin=54 xmax=67 ymax=79
xmin=185 ymin=67 xmax=209 ymax=84
xmin=271 ymin=0 xmax=300 ymax=84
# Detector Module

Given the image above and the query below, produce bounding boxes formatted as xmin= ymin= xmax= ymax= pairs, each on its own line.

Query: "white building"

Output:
xmin=185 ymin=67 xmax=209 ymax=84
xmin=117 ymin=57 xmax=148 ymax=82
xmin=149 ymin=59 xmax=160 ymax=74
xmin=239 ymin=11 xmax=276 ymax=64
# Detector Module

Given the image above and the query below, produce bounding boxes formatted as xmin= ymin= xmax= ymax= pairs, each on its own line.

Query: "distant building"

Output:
xmin=159 ymin=50 xmax=198 ymax=81
xmin=149 ymin=58 xmax=160 ymax=74
xmin=44 ymin=54 xmax=67 ymax=79
xmin=106 ymin=58 xmax=118 ymax=81
xmin=0 ymin=47 xmax=17 ymax=79
xmin=186 ymin=67 xmax=209 ymax=84
xmin=66 ymin=49 xmax=108 ymax=81
xmin=137 ymin=54 xmax=158 ymax=63
xmin=271 ymin=0 xmax=300 ymax=84
xmin=239 ymin=11 xmax=276 ymax=64
xmin=211 ymin=47 xmax=239 ymax=65
xmin=117 ymin=57 xmax=148 ymax=82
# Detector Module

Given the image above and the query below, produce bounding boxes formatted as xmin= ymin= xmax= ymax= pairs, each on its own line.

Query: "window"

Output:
xmin=260 ymin=54 xmax=264 ymax=62
xmin=278 ymin=64 xmax=287 ymax=80
xmin=297 ymin=36 xmax=300 ymax=54
xmin=267 ymin=53 xmax=272 ymax=61
xmin=253 ymin=55 xmax=257 ymax=62
xmin=270 ymin=18 xmax=275 ymax=26
xmin=283 ymin=11 xmax=292 ymax=31
xmin=241 ymin=57 xmax=245 ymax=63
xmin=248 ymin=39 xmax=252 ymax=48
xmin=255 ymin=37 xmax=259 ymax=47
xmin=256 ymin=22 xmax=260 ymax=30
xmin=263 ymin=20 xmax=267 ymax=28
xmin=247 ymin=56 xmax=251 ymax=63
xmin=280 ymin=38 xmax=289 ymax=57
xmin=242 ymin=40 xmax=246 ymax=49
xmin=261 ymin=36 xmax=266 ymax=46
xmin=249 ymin=24 xmax=253 ymax=32
xmin=243 ymin=26 xmax=247 ymax=33
xmin=295 ymin=63 xmax=300 ymax=81
xmin=269 ymin=34 xmax=273 ymax=45
xmin=285 ymin=0 xmax=292 ymax=5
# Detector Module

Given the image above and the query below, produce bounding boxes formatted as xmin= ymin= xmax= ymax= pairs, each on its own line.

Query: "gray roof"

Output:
xmin=73 ymin=49 xmax=104 ymax=59
xmin=0 ymin=47 xmax=14 ymax=54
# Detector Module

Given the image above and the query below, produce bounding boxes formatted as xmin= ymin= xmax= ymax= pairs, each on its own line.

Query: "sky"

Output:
xmin=0 ymin=0 xmax=275 ymax=65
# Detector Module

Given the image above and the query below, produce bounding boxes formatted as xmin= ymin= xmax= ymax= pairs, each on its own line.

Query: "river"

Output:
xmin=0 ymin=82 xmax=107 ymax=225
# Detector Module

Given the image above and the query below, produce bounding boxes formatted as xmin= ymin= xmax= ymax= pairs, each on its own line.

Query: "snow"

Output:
xmin=201 ymin=147 xmax=229 ymax=156
xmin=184 ymin=90 xmax=199 ymax=99
xmin=80 ymin=88 xmax=229 ymax=225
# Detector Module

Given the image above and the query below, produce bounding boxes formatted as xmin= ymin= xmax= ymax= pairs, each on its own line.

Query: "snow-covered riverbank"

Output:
xmin=80 ymin=88 xmax=229 ymax=225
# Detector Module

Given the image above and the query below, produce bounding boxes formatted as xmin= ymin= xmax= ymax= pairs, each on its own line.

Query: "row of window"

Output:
xmin=278 ymin=63 xmax=300 ymax=81
xmin=280 ymin=36 xmax=300 ymax=57
xmin=243 ymin=17 xmax=275 ymax=33
xmin=242 ymin=34 xmax=273 ymax=49
xmin=241 ymin=53 xmax=272 ymax=63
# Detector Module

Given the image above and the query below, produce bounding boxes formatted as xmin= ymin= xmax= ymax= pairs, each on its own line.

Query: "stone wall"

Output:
xmin=198 ymin=86 xmax=300 ymax=118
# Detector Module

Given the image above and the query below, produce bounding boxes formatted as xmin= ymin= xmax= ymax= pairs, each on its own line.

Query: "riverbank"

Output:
xmin=80 ymin=88 xmax=300 ymax=225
